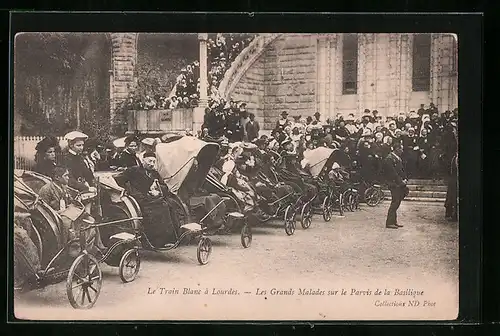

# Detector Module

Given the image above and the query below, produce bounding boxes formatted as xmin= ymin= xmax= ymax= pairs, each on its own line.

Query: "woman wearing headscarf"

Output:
xmin=34 ymin=136 xmax=60 ymax=178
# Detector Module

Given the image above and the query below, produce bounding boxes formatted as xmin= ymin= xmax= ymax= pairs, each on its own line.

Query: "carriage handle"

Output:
xmin=79 ymin=216 xmax=143 ymax=230
xmin=198 ymin=199 xmax=226 ymax=224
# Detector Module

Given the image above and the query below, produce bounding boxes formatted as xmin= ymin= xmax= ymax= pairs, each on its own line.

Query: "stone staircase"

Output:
xmin=383 ymin=179 xmax=447 ymax=203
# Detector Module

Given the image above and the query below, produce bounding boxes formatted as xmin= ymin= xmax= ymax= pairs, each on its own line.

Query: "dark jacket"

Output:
xmin=38 ymin=181 xmax=71 ymax=211
xmin=62 ymin=150 xmax=95 ymax=191
xmin=34 ymin=158 xmax=57 ymax=178
xmin=114 ymin=166 xmax=169 ymax=201
xmin=118 ymin=150 xmax=142 ymax=168
xmin=383 ymin=152 xmax=407 ymax=188
xmin=245 ymin=120 xmax=260 ymax=142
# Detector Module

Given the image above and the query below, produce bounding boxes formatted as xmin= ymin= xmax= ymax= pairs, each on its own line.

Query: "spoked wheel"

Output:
xmin=353 ymin=192 xmax=360 ymax=210
xmin=240 ymin=223 xmax=253 ymax=248
xmin=338 ymin=193 xmax=345 ymax=216
xmin=347 ymin=191 xmax=356 ymax=212
xmin=66 ymin=254 xmax=102 ymax=309
xmin=197 ymin=237 xmax=212 ymax=265
xmin=300 ymin=203 xmax=313 ymax=229
xmin=365 ymin=187 xmax=384 ymax=207
xmin=322 ymin=196 xmax=333 ymax=222
xmin=283 ymin=205 xmax=296 ymax=236
xmin=119 ymin=249 xmax=141 ymax=283
xmin=342 ymin=191 xmax=352 ymax=212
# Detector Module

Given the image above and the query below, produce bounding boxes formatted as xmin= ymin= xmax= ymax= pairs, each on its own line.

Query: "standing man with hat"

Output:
xmin=383 ymin=144 xmax=409 ymax=229
xmin=62 ymin=131 xmax=96 ymax=193
xmin=312 ymin=112 xmax=323 ymax=126
xmin=245 ymin=112 xmax=260 ymax=143
xmin=238 ymin=102 xmax=249 ymax=142
xmin=275 ymin=111 xmax=291 ymax=131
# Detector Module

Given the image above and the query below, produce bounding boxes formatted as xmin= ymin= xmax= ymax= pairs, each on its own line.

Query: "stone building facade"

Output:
xmin=226 ymin=33 xmax=458 ymax=130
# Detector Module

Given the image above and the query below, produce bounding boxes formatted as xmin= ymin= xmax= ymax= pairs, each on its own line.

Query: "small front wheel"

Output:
xmin=66 ymin=253 xmax=102 ymax=309
xmin=322 ymin=196 xmax=332 ymax=222
xmin=119 ymin=249 xmax=141 ymax=283
xmin=240 ymin=223 xmax=252 ymax=248
xmin=300 ymin=203 xmax=312 ymax=229
xmin=284 ymin=205 xmax=296 ymax=236
xmin=197 ymin=237 xmax=212 ymax=265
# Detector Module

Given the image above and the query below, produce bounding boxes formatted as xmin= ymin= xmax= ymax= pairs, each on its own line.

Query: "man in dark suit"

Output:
xmin=383 ymin=144 xmax=409 ymax=229
xmin=245 ymin=113 xmax=260 ymax=142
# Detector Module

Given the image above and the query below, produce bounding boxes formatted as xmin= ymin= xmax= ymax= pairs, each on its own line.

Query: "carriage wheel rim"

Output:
xmin=241 ymin=225 xmax=252 ymax=248
xmin=67 ymin=254 xmax=102 ymax=309
xmin=119 ymin=249 xmax=140 ymax=283
xmin=197 ymin=238 xmax=212 ymax=264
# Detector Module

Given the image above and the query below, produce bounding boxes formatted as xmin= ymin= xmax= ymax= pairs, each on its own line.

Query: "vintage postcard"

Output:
xmin=12 ymin=32 xmax=459 ymax=321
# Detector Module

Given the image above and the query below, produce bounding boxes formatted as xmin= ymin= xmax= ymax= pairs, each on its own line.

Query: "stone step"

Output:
xmin=383 ymin=196 xmax=446 ymax=203
xmin=383 ymin=190 xmax=447 ymax=199
xmin=407 ymin=179 xmax=446 ymax=186
xmin=406 ymin=184 xmax=448 ymax=192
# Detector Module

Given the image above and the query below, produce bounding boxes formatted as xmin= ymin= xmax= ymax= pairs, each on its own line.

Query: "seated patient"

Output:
xmin=113 ymin=151 xmax=181 ymax=248
xmin=38 ymin=166 xmax=104 ymax=250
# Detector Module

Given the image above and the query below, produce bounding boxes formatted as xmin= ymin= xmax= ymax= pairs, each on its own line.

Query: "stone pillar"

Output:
xmin=357 ymin=33 xmax=376 ymax=118
xmin=387 ymin=33 xmax=412 ymax=118
xmin=110 ymin=33 xmax=138 ymax=127
xmin=193 ymin=33 xmax=209 ymax=134
xmin=430 ymin=34 xmax=457 ymax=113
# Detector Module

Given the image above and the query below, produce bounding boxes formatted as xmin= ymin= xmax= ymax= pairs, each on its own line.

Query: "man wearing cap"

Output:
xmin=62 ymin=131 xmax=96 ymax=193
xmin=118 ymin=136 xmax=142 ymax=168
xmin=383 ymin=144 xmax=409 ymax=229
xmin=275 ymin=111 xmax=291 ymax=131
xmin=114 ymin=151 xmax=181 ymax=248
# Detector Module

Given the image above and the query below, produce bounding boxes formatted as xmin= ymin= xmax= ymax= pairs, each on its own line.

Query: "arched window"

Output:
xmin=342 ymin=34 xmax=358 ymax=95
xmin=412 ymin=34 xmax=431 ymax=92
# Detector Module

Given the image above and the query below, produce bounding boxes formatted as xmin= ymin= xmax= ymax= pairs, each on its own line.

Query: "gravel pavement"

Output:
xmin=14 ymin=201 xmax=459 ymax=321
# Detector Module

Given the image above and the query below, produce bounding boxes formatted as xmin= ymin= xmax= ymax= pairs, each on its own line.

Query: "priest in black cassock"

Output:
xmin=113 ymin=151 xmax=181 ymax=248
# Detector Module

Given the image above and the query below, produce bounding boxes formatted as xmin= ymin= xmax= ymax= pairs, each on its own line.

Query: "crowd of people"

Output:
xmin=30 ymin=102 xmax=458 ymax=229
xmin=199 ymin=103 xmax=458 ymax=182
xmin=123 ymin=34 xmax=256 ymax=112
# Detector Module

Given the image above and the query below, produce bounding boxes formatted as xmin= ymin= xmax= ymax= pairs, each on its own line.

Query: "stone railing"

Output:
xmin=127 ymin=108 xmax=193 ymax=134
xmin=218 ymin=33 xmax=283 ymax=99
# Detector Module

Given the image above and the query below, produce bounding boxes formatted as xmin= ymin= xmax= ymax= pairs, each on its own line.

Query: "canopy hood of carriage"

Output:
xmin=155 ymin=136 xmax=220 ymax=195
xmin=303 ymin=147 xmax=348 ymax=177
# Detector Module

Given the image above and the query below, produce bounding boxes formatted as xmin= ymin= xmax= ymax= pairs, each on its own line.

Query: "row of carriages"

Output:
xmin=13 ymin=135 xmax=385 ymax=309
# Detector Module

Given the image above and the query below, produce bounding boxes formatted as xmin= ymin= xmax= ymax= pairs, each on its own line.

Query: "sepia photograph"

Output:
xmin=12 ymin=31 xmax=459 ymax=320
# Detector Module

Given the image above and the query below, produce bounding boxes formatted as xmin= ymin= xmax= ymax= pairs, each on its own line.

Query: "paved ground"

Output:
xmin=14 ymin=201 xmax=459 ymax=321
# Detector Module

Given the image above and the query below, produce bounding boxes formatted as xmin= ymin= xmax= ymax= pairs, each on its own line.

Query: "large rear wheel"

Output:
xmin=66 ymin=254 xmax=102 ymax=309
